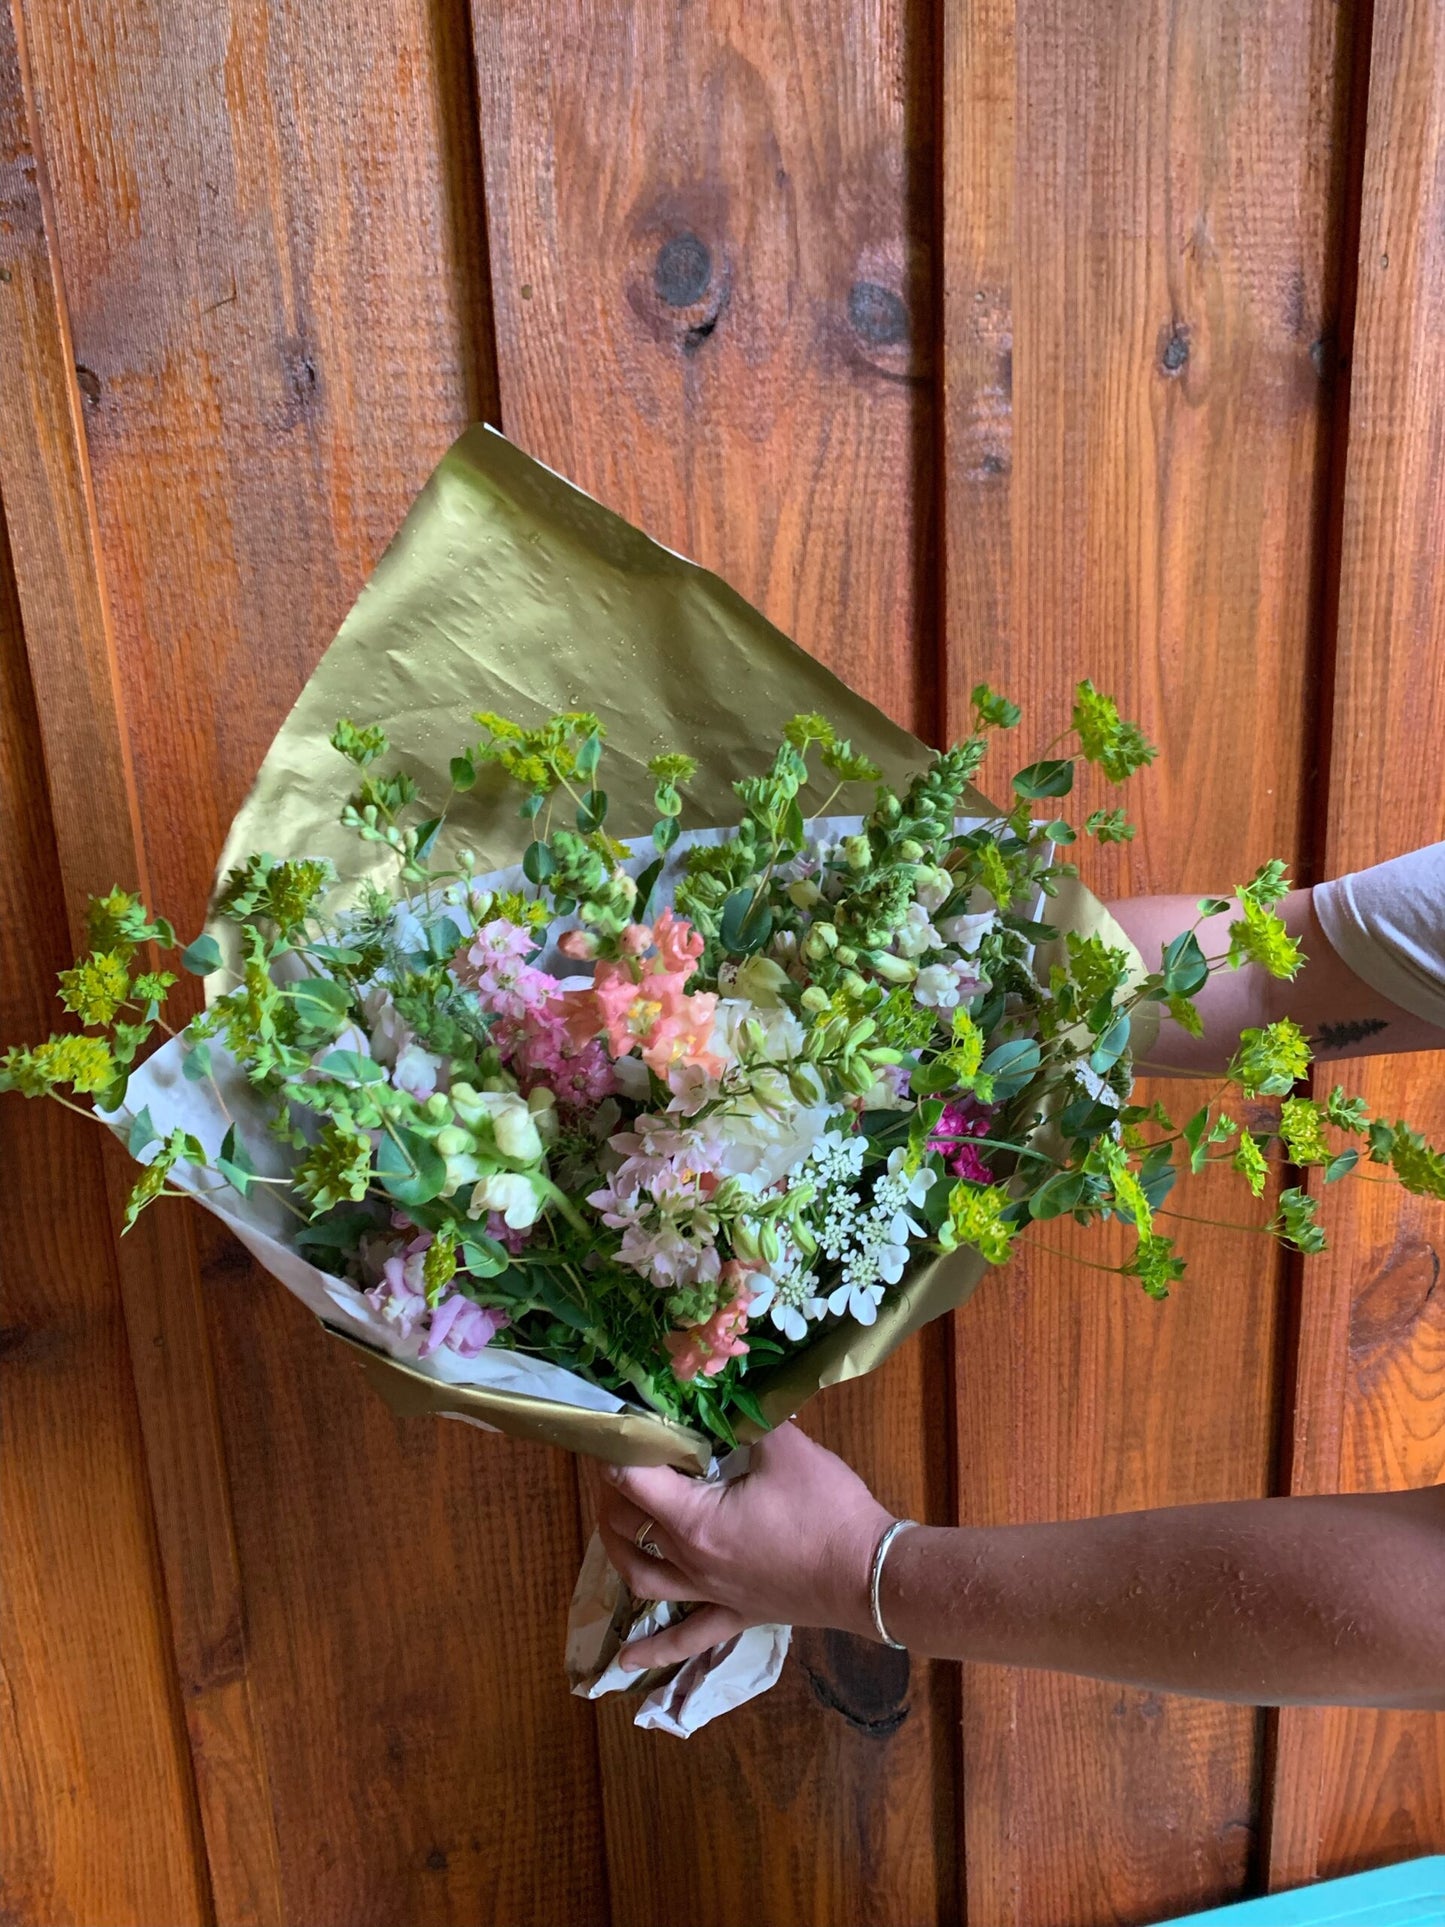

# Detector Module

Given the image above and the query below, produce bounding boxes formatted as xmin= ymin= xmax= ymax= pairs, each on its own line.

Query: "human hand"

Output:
xmin=596 ymin=1421 xmax=895 ymax=1671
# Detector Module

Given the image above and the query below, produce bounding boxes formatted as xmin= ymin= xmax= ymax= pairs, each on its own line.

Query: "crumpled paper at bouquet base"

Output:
xmin=116 ymin=423 xmax=1158 ymax=1732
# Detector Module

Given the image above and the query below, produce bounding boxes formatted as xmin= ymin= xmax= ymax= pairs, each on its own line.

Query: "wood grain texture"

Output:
xmin=0 ymin=7 xmax=283 ymax=1917
xmin=14 ymin=1 xmax=607 ymax=1921
xmin=1266 ymin=0 xmax=1445 ymax=1884
xmin=0 ymin=488 xmax=211 ymax=1927
xmin=473 ymin=4 xmax=958 ymax=1922
xmin=942 ymin=0 xmax=1356 ymax=1918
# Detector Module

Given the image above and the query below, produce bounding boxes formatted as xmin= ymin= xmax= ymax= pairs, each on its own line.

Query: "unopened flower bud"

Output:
xmin=834 ymin=944 xmax=858 ymax=968
xmin=788 ymin=1065 xmax=824 ymax=1106
xmin=843 ymin=1057 xmax=878 ymax=1096
xmin=732 ymin=1221 xmax=762 ymax=1261
xmin=799 ymin=985 xmax=830 ymax=1013
xmin=424 ymin=1092 xmax=451 ymax=1121
xmin=788 ymin=878 xmax=822 ymax=910
xmin=434 ymin=1125 xmax=474 ymax=1158
xmin=898 ymin=838 xmax=925 ymax=863
xmin=871 ymin=952 xmax=918 ymax=985
xmin=842 ymin=834 xmax=871 ymax=873
xmin=759 ymin=1223 xmax=782 ymax=1266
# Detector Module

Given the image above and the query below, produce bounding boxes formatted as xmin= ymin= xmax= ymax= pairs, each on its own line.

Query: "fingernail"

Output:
xmin=602 ymin=1464 xmax=622 ymax=1484
xmin=618 ymin=1650 xmax=641 ymax=1672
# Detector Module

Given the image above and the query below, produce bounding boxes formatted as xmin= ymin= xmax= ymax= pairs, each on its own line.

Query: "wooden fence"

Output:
xmin=1 ymin=0 xmax=1441 ymax=1922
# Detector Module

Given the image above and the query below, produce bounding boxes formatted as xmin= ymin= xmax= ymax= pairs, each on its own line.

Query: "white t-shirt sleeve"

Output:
xmin=1314 ymin=842 xmax=1445 ymax=1031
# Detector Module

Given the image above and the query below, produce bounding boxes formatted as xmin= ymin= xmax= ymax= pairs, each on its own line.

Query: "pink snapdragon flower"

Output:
xmin=665 ymin=1287 xmax=752 ymax=1382
xmin=929 ymin=1094 xmax=996 ymax=1185
xmin=557 ymin=911 xmax=721 ymax=1078
xmin=364 ymin=1231 xmax=432 ymax=1338
xmin=418 ymin=1292 xmax=509 ymax=1359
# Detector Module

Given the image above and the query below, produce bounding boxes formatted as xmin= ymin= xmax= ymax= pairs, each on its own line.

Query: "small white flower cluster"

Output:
xmin=747 ymin=1130 xmax=936 ymax=1340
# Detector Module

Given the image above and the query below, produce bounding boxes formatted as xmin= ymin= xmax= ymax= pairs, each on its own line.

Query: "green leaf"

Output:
xmin=1181 ymin=1104 xmax=1211 ymax=1173
xmin=523 ymin=840 xmax=556 ymax=885
xmin=720 ymin=888 xmax=771 ymax=954
xmin=1011 ymin=759 xmax=1075 ymax=800
xmin=980 ymin=1037 xmax=1042 ymax=1100
xmin=450 ymin=753 xmax=477 ymax=791
xmin=1161 ymin=930 xmax=1209 ymax=997
xmin=216 ymin=1123 xmax=257 ymax=1197
xmin=972 ymin=683 xmax=1022 ymax=729
xmin=308 ymin=942 xmax=363 ymax=966
xmin=634 ymin=856 xmax=665 ymax=916
xmin=424 ymin=916 xmax=463 ymax=964
xmin=575 ymin=730 xmax=603 ymax=780
xmin=1042 ymin=819 xmax=1077 ymax=845
xmin=652 ymin=815 xmax=681 ymax=853
xmin=1197 ymin=896 xmax=1232 ymax=919
xmin=294 ymin=1206 xmax=376 ymax=1252
xmin=728 ymin=1384 xmax=771 ymax=1432
xmin=1028 ymin=1168 xmax=1089 ymax=1220
xmin=1137 ymin=1151 xmax=1178 ymax=1209
xmin=413 ymin=816 xmax=443 ymax=862
xmin=576 ymin=789 xmax=608 ymax=833
xmin=532 ymin=1268 xmax=593 ymax=1333
xmin=319 ymin=1048 xmax=386 ymax=1084
xmin=1324 ymin=1148 xmax=1360 ymax=1184
xmin=127 ymin=1105 xmax=157 ymax=1156
xmin=1003 ymin=915 xmax=1061 ymax=944
xmin=375 ymin=1128 xmax=447 ymax=1208
xmin=181 ymin=934 xmax=223 ymax=976
xmin=911 ymin=1057 xmax=963 ymax=1097
xmin=1089 ymin=1011 xmax=1131 ymax=1074
xmin=981 ymin=1038 xmax=1042 ymax=1078
xmin=181 ymin=1042 xmax=213 ymax=1082
xmin=519 ymin=791 xmax=545 ymax=820
xmin=460 ymin=1234 xmax=512 ymax=1279
xmin=290 ymin=977 xmax=351 ymax=1033
xmin=1060 ymin=1093 xmax=1119 ymax=1140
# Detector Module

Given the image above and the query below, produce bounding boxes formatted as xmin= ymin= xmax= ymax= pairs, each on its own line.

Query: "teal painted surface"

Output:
xmin=1161 ymin=1859 xmax=1445 ymax=1925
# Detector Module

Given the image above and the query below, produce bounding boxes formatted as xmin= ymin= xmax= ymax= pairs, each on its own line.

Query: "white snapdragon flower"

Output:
xmin=893 ymin=901 xmax=944 ymax=959
xmin=914 ymin=961 xmax=963 ymax=1008
xmin=938 ymin=909 xmax=997 ymax=954
xmin=468 ymin=1171 xmax=541 ymax=1228
xmin=913 ymin=865 xmax=954 ymax=912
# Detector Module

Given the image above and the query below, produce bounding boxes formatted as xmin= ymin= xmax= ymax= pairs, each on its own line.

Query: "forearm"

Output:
xmin=881 ymin=1488 xmax=1445 ymax=1708
xmin=1109 ymin=888 xmax=1444 ymax=1074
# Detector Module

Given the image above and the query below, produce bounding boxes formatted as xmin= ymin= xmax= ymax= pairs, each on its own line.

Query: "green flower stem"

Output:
xmin=1019 ymin=1234 xmax=1129 ymax=1279
xmin=1156 ymin=1204 xmax=1274 ymax=1237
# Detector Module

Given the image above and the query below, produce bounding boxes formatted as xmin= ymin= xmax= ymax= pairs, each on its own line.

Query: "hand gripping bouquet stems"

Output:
xmin=10 ymin=430 xmax=1445 ymax=1734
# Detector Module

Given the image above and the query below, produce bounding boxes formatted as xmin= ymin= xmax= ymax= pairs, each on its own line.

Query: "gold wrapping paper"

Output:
xmin=208 ymin=425 xmax=1157 ymax=1460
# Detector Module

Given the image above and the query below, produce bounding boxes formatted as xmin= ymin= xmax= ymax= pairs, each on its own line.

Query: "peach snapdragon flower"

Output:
xmin=558 ymin=910 xmax=721 ymax=1078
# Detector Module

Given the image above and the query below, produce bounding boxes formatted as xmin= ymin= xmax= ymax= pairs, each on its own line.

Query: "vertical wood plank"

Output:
xmin=0 ymin=495 xmax=211 ymax=1927
xmin=1267 ymin=0 xmax=1445 ymax=1883
xmin=942 ymin=0 xmax=1356 ymax=1918
xmin=0 ymin=7 xmax=284 ymax=1917
xmin=14 ymin=1 xmax=609 ymax=1921
xmin=474 ymin=4 xmax=957 ymax=1923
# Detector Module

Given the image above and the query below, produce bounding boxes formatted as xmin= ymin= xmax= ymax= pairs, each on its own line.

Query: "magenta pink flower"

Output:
xmin=929 ymin=1095 xmax=997 ymax=1183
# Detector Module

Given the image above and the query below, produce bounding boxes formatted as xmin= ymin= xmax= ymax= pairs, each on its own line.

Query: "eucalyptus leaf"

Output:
xmin=181 ymin=934 xmax=223 ymax=976
xmin=1011 ymin=759 xmax=1075 ymax=800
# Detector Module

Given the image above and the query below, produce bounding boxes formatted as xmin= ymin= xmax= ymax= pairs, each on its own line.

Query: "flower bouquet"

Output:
xmin=9 ymin=428 xmax=1442 ymax=1733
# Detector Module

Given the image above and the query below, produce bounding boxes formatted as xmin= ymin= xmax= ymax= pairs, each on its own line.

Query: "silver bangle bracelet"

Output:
xmin=869 ymin=1518 xmax=918 ymax=1649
